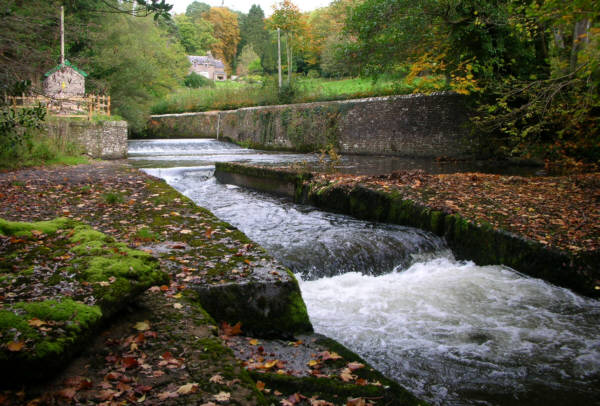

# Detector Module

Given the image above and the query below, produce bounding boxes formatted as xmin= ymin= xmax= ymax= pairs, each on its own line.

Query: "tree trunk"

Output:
xmin=277 ymin=28 xmax=282 ymax=88
xmin=287 ymin=33 xmax=292 ymax=85
xmin=570 ymin=19 xmax=590 ymax=72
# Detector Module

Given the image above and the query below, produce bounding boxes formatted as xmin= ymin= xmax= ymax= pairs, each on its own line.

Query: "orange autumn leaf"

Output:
xmin=7 ymin=341 xmax=25 ymax=352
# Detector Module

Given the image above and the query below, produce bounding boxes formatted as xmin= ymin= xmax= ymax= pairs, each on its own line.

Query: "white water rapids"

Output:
xmin=299 ymin=257 xmax=600 ymax=405
xmin=129 ymin=139 xmax=600 ymax=405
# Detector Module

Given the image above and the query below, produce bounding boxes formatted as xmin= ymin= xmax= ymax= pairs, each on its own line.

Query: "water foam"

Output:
xmin=299 ymin=258 xmax=600 ymax=405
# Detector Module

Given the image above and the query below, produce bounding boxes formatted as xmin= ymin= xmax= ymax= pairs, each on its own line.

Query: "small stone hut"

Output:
xmin=43 ymin=60 xmax=87 ymax=98
xmin=188 ymin=53 xmax=227 ymax=81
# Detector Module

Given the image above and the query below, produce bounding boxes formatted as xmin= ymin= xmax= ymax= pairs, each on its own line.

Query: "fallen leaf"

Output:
xmin=205 ymin=227 xmax=214 ymax=239
xmin=209 ymin=374 xmax=225 ymax=384
xmin=173 ymin=303 xmax=183 ymax=309
xmin=249 ymin=339 xmax=259 ymax=346
xmin=28 ymin=318 xmax=46 ymax=328
xmin=180 ymin=229 xmax=192 ymax=234
xmin=157 ymin=391 xmax=179 ymax=401
xmin=263 ymin=360 xmax=278 ymax=369
xmin=221 ymin=321 xmax=242 ymax=336
xmin=177 ymin=383 xmax=199 ymax=395
xmin=339 ymin=368 xmax=354 ymax=382
xmin=213 ymin=391 xmax=231 ymax=402
xmin=6 ymin=341 xmax=25 ymax=352
xmin=133 ymin=321 xmax=150 ymax=331
xmin=122 ymin=357 xmax=139 ymax=369
xmin=346 ymin=398 xmax=366 ymax=406
xmin=320 ymin=351 xmax=342 ymax=361
xmin=347 ymin=362 xmax=365 ymax=371
xmin=56 ymin=388 xmax=76 ymax=400
xmin=256 ymin=381 xmax=266 ymax=391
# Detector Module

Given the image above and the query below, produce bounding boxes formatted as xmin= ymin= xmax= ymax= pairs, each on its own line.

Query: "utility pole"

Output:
xmin=60 ymin=5 xmax=65 ymax=64
xmin=277 ymin=28 xmax=282 ymax=89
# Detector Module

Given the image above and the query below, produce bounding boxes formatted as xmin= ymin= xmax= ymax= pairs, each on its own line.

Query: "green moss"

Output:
xmin=0 ymin=217 xmax=72 ymax=236
xmin=1 ymin=217 xmax=168 ymax=383
xmin=69 ymin=226 xmax=108 ymax=243
xmin=102 ymin=191 xmax=124 ymax=204
xmin=194 ymin=337 xmax=232 ymax=360
xmin=282 ymin=289 xmax=311 ymax=332
xmin=0 ymin=299 xmax=102 ymax=360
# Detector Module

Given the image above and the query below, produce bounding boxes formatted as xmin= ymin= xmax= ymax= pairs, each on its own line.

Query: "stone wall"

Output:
xmin=46 ymin=119 xmax=128 ymax=159
xmin=148 ymin=93 xmax=474 ymax=158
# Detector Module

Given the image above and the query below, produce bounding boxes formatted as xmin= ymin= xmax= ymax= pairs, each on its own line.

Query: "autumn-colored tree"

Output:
xmin=307 ymin=0 xmax=360 ymax=76
xmin=205 ymin=7 xmax=241 ymax=74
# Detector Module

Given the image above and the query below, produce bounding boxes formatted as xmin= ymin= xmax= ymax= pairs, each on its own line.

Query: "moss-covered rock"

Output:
xmin=191 ymin=262 xmax=313 ymax=338
xmin=0 ymin=217 xmax=168 ymax=384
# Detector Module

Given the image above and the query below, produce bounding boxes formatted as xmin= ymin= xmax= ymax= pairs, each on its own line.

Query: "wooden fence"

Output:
xmin=4 ymin=94 xmax=110 ymax=119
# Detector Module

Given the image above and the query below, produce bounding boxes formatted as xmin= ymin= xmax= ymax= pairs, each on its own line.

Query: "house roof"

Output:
xmin=44 ymin=60 xmax=88 ymax=78
xmin=188 ymin=55 xmax=226 ymax=72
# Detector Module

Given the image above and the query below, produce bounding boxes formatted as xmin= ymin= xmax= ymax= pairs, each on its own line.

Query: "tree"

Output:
xmin=239 ymin=5 xmax=272 ymax=73
xmin=236 ymin=45 xmax=261 ymax=76
xmin=185 ymin=1 xmax=210 ymax=19
xmin=204 ymin=7 xmax=241 ymax=73
xmin=345 ymin=0 xmax=542 ymax=84
xmin=307 ymin=0 xmax=359 ymax=75
xmin=173 ymin=14 xmax=216 ymax=54
xmin=88 ymin=13 xmax=188 ymax=130
xmin=268 ymin=0 xmax=306 ymax=83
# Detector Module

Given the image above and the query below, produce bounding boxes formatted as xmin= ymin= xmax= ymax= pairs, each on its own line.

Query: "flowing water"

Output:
xmin=129 ymin=139 xmax=600 ymax=405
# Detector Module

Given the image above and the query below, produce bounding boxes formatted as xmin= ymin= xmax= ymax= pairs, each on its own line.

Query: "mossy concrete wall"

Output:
xmin=46 ymin=119 xmax=128 ymax=159
xmin=148 ymin=94 xmax=473 ymax=158
xmin=214 ymin=162 xmax=600 ymax=299
xmin=146 ymin=111 xmax=218 ymax=139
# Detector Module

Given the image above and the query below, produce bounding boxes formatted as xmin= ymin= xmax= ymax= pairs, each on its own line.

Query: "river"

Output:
xmin=129 ymin=138 xmax=600 ymax=406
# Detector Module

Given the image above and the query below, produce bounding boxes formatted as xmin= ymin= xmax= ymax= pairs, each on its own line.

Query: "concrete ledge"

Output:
xmin=214 ymin=162 xmax=600 ymax=298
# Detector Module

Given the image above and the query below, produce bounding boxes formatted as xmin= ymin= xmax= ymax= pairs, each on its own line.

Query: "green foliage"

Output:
xmin=185 ymin=1 xmax=210 ymax=18
xmin=173 ymin=13 xmax=216 ymax=54
xmin=236 ymin=44 xmax=262 ymax=76
xmin=184 ymin=72 xmax=216 ymax=88
xmin=88 ymin=13 xmax=189 ymax=131
xmin=346 ymin=0 xmax=541 ymax=83
xmin=239 ymin=5 xmax=273 ymax=73
xmin=0 ymin=106 xmax=86 ymax=168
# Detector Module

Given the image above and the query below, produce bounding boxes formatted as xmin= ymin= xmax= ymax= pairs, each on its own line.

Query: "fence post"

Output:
xmin=107 ymin=95 xmax=111 ymax=117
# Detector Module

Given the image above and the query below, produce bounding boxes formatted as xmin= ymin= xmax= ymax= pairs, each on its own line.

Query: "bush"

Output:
xmin=184 ymin=72 xmax=215 ymax=89
xmin=0 ymin=105 xmax=87 ymax=169
xmin=307 ymin=69 xmax=320 ymax=79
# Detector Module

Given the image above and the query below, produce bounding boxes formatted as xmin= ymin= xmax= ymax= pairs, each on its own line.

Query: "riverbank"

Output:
xmin=215 ymin=163 xmax=600 ymax=297
xmin=0 ymin=162 xmax=424 ymax=405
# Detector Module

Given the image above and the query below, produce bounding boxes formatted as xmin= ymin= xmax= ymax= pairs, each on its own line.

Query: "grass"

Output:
xmin=151 ymin=75 xmax=447 ymax=115
xmin=0 ymin=131 xmax=89 ymax=170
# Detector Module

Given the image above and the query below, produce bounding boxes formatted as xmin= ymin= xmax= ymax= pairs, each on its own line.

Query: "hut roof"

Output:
xmin=44 ymin=60 xmax=88 ymax=78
